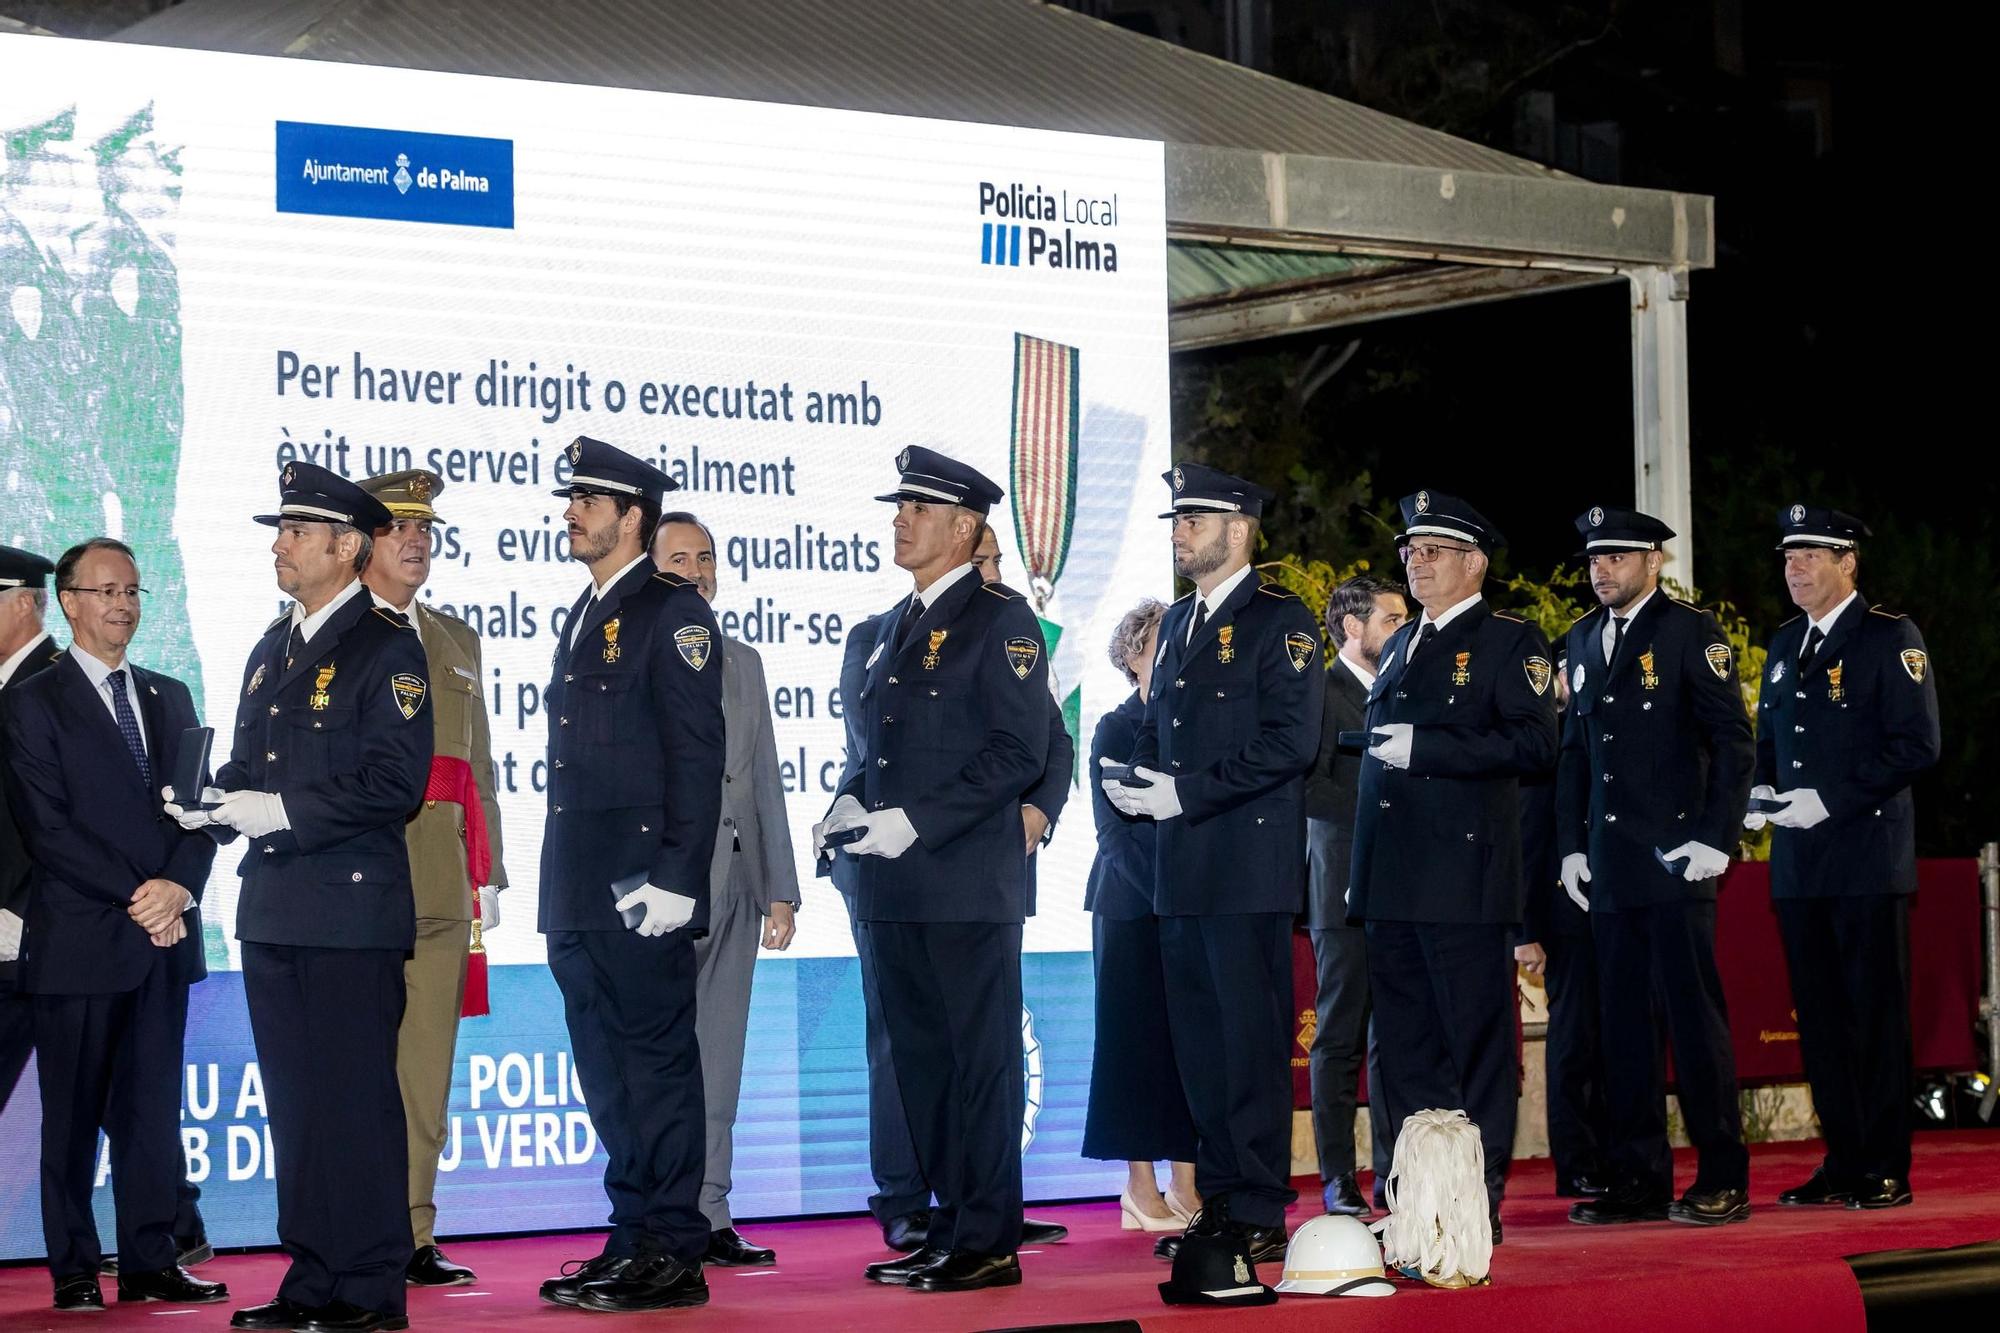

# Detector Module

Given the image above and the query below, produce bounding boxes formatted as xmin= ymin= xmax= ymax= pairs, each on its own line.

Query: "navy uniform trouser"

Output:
xmin=547 ymin=927 xmax=708 ymax=1265
xmin=243 ymin=943 xmax=409 ymax=1316
xmin=861 ymin=920 xmax=1024 ymax=1255
xmin=1158 ymin=912 xmax=1297 ymax=1229
xmin=34 ymin=952 xmax=188 ymax=1280
xmin=833 ymin=889 xmax=928 ymax=1225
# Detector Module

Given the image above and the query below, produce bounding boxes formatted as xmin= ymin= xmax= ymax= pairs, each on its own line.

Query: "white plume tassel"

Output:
xmin=1379 ymin=1108 xmax=1493 ymax=1287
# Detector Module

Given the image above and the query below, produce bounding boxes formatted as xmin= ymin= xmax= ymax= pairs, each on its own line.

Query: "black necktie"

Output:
xmin=1409 ymin=621 xmax=1436 ymax=661
xmin=1798 ymin=625 xmax=1825 ymax=672
xmin=1187 ymin=600 xmax=1209 ymax=645
xmin=287 ymin=623 xmax=307 ymax=670
xmin=894 ymin=593 xmax=925 ymax=653
xmin=105 ymin=669 xmax=152 ymax=792
xmin=1607 ymin=615 xmax=1627 ymax=666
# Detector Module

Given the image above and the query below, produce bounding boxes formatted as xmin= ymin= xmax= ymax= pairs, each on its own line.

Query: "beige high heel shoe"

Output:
xmin=1164 ymin=1185 xmax=1201 ymax=1225
xmin=1120 ymin=1187 xmax=1184 ymax=1233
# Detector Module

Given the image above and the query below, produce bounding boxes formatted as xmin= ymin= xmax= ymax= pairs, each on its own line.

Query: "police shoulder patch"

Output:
xmin=1285 ymin=631 xmax=1317 ymax=672
xmin=1899 ymin=648 xmax=1929 ymax=683
xmin=1704 ymin=642 xmax=1733 ymax=680
xmin=373 ymin=607 xmax=415 ymax=630
xmin=1004 ymin=635 xmax=1041 ymax=679
xmin=390 ymin=672 xmax=427 ymax=719
xmin=1524 ymin=656 xmax=1553 ymax=696
xmin=674 ymin=624 xmax=712 ymax=671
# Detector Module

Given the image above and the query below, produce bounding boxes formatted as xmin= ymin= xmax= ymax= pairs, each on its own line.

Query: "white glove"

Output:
xmin=162 ymin=785 xmax=223 ymax=830
xmin=478 ymin=886 xmax=501 ymax=932
xmin=213 ymin=790 xmax=290 ymax=839
xmin=847 ymin=807 xmax=920 ymax=859
xmin=1367 ymin=722 xmax=1415 ymax=771
xmin=1742 ymin=784 xmax=1778 ymax=831
xmin=0 ymin=908 xmax=21 ymax=964
xmin=1769 ymin=788 xmax=1830 ymax=830
xmin=615 ymin=884 xmax=697 ymax=937
xmin=1664 ymin=840 xmax=1731 ymax=882
xmin=1099 ymin=759 xmax=1183 ymax=820
xmin=1560 ymin=853 xmax=1592 ymax=911
xmin=813 ymin=794 xmax=866 ymax=852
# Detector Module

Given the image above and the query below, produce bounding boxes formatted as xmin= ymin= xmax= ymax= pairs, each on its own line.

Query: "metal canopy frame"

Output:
xmin=98 ymin=0 xmax=1713 ymax=575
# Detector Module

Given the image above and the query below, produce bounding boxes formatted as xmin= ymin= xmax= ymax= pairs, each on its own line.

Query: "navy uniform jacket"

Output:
xmin=830 ymin=611 xmax=889 ymax=901
xmin=540 ymin=563 xmax=725 ymax=933
xmin=218 ymin=590 xmax=433 ymax=951
xmin=1301 ymin=663 xmax=1369 ymax=929
xmin=838 ymin=575 xmax=1051 ymax=924
xmin=1349 ymin=600 xmax=1559 ymax=925
xmin=2 ymin=655 xmax=214 ymax=993
xmin=1129 ymin=576 xmax=1323 ymax=917
xmin=1556 ymin=595 xmax=1754 ymax=911
xmin=0 ymin=635 xmax=65 ymax=987
xmin=1753 ymin=597 xmax=1939 ymax=898
xmin=1085 ymin=692 xmax=1154 ymax=921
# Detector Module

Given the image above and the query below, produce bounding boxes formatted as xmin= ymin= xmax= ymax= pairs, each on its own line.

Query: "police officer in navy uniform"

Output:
xmin=1347 ymin=490 xmax=1559 ymax=1236
xmin=1102 ymin=463 xmax=1324 ymax=1266
xmin=818 ymin=447 xmax=1050 ymax=1294
xmin=534 ymin=437 xmax=725 ymax=1313
xmin=167 ymin=463 xmax=432 ymax=1333
xmin=1555 ymin=507 xmax=1755 ymax=1228
xmin=1746 ymin=504 xmax=1939 ymax=1211
xmin=0 ymin=544 xmax=63 ymax=1117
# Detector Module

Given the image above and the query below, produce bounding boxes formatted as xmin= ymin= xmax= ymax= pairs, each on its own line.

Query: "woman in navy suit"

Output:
xmin=1082 ymin=598 xmax=1198 ymax=1231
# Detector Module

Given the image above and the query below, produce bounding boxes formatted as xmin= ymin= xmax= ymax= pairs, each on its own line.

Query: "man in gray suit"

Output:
xmin=652 ymin=514 xmax=800 ymax=1267
xmin=1303 ymin=574 xmax=1407 ymax=1216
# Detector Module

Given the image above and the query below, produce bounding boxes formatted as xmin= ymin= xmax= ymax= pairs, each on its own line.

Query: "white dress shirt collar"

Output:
xmin=911 ymin=561 xmax=976 ymax=613
xmin=1338 ymin=652 xmax=1378 ymax=691
xmin=1189 ymin=562 xmax=1255 ymax=641
xmin=290 ymin=577 xmax=367 ymax=649
xmin=1417 ymin=591 xmax=1484 ymax=636
xmin=1807 ymin=589 xmax=1861 ymax=640
xmin=0 ymin=631 xmax=51 ymax=688
xmin=593 ymin=553 xmax=653 ymax=600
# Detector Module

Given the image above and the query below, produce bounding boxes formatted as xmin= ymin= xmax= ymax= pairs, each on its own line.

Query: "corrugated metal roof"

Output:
xmin=1168 ymin=243 xmax=1411 ymax=307
xmin=114 ymin=0 xmax=1560 ymax=179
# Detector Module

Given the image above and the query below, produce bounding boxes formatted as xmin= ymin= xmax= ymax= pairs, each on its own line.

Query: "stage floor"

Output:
xmin=3 ymin=1132 xmax=1995 ymax=1332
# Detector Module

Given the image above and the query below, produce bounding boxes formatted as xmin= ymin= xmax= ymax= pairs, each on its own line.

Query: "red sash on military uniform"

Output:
xmin=424 ymin=755 xmax=491 ymax=1017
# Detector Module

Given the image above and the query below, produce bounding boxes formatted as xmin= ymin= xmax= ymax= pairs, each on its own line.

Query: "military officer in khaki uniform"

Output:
xmin=358 ymin=470 xmax=508 ymax=1287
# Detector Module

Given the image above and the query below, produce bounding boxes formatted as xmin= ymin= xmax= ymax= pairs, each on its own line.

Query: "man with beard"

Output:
xmin=1346 ymin=490 xmax=1558 ymax=1239
xmin=1556 ymin=507 xmax=1754 ymax=1228
xmin=356 ymin=470 xmax=508 ymax=1286
xmin=535 ymin=437 xmax=724 ymax=1314
xmin=1302 ymin=574 xmax=1406 ymax=1217
xmin=1102 ymin=463 xmax=1323 ymax=1266
xmin=170 ymin=463 xmax=432 ymax=1333
xmin=818 ymin=447 xmax=1050 ymax=1292
xmin=1747 ymin=504 xmax=1938 ymax=1211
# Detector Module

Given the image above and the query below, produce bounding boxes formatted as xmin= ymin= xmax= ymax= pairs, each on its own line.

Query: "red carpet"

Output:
xmin=4 ymin=1133 xmax=1996 ymax=1332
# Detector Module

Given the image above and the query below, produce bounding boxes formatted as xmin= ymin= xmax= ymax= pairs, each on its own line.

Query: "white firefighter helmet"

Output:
xmin=1273 ymin=1214 xmax=1395 ymax=1297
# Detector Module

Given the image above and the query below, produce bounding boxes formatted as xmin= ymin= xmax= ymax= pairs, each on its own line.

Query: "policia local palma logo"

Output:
xmin=979 ymin=180 xmax=1122 ymax=272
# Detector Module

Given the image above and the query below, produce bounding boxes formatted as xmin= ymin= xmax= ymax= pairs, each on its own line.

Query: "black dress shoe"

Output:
xmin=118 ymin=1266 xmax=229 ymax=1303
xmin=101 ymin=1234 xmax=212 ymax=1277
xmin=295 ymin=1301 xmax=409 ymax=1332
xmin=1490 ymin=1215 xmax=1504 ymax=1245
xmin=1020 ymin=1217 xmax=1068 ymax=1245
xmin=881 ymin=1208 xmax=933 ymax=1252
xmin=231 ymin=1297 xmax=310 ymax=1329
xmin=1557 ymin=1172 xmax=1609 ymax=1199
xmin=705 ymin=1226 xmax=776 ymax=1266
xmin=1156 ymin=1221 xmax=1285 ymax=1265
xmin=1324 ymin=1173 xmax=1369 ymax=1216
xmin=1778 ymin=1165 xmax=1857 ymax=1207
xmin=405 ymin=1244 xmax=476 ymax=1286
xmin=1848 ymin=1176 xmax=1914 ymax=1210
xmin=864 ymin=1246 xmax=949 ymax=1285
xmin=908 ymin=1250 xmax=1021 ymax=1292
xmin=574 ymin=1254 xmax=709 ymax=1313
xmin=1668 ymin=1187 xmax=1750 ymax=1226
xmin=53 ymin=1275 xmax=105 ymax=1312
xmin=539 ymin=1255 xmax=630 ymax=1307
xmin=1569 ymin=1191 xmax=1669 ymax=1224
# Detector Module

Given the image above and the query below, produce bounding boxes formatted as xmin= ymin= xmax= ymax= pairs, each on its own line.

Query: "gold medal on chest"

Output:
xmin=1452 ymin=651 xmax=1471 ymax=686
xmin=602 ymin=617 xmax=622 ymax=664
xmin=1827 ymin=661 xmax=1844 ymax=702
xmin=1217 ymin=624 xmax=1235 ymax=663
xmin=923 ymin=628 xmax=948 ymax=671
xmin=309 ymin=663 xmax=336 ymax=711
xmin=1639 ymin=648 xmax=1660 ymax=690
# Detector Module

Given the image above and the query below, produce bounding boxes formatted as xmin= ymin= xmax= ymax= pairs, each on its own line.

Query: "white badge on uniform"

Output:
xmin=865 ymin=641 xmax=886 ymax=670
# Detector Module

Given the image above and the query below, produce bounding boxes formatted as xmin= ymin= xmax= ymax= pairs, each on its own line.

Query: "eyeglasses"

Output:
xmin=63 ymin=585 xmax=150 ymax=604
xmin=1398 ymin=542 xmax=1474 ymax=566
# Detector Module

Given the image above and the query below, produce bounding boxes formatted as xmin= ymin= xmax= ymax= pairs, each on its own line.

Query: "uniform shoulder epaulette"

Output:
xmin=980 ymin=580 xmax=1024 ymax=601
xmin=652 ymin=569 xmax=693 ymax=588
xmin=1171 ymin=588 xmax=1197 ymax=606
xmin=264 ymin=612 xmax=290 ymax=635
xmin=1491 ymin=611 xmax=1526 ymax=624
xmin=1779 ymin=613 xmax=1804 ymax=628
xmin=1256 ymin=582 xmax=1299 ymax=600
xmin=1569 ymin=607 xmax=1594 ymax=626
xmin=421 ymin=601 xmax=465 ymax=627
xmin=372 ymin=606 xmax=415 ymax=630
xmin=1670 ymin=596 xmax=1703 ymax=612
xmin=1867 ymin=604 xmax=1908 ymax=620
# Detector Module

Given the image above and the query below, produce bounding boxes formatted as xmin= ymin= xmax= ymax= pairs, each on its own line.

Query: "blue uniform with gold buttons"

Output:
xmin=1754 ymin=504 xmax=1940 ymax=1193
xmin=835 ymin=448 xmax=1050 ymax=1262
xmin=537 ymin=437 xmax=725 ymax=1271
xmin=218 ymin=464 xmax=433 ymax=1320
xmin=1125 ymin=464 xmax=1323 ymax=1234
xmin=1348 ymin=491 xmax=1558 ymax=1218
xmin=1555 ymin=507 xmax=1754 ymax=1202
